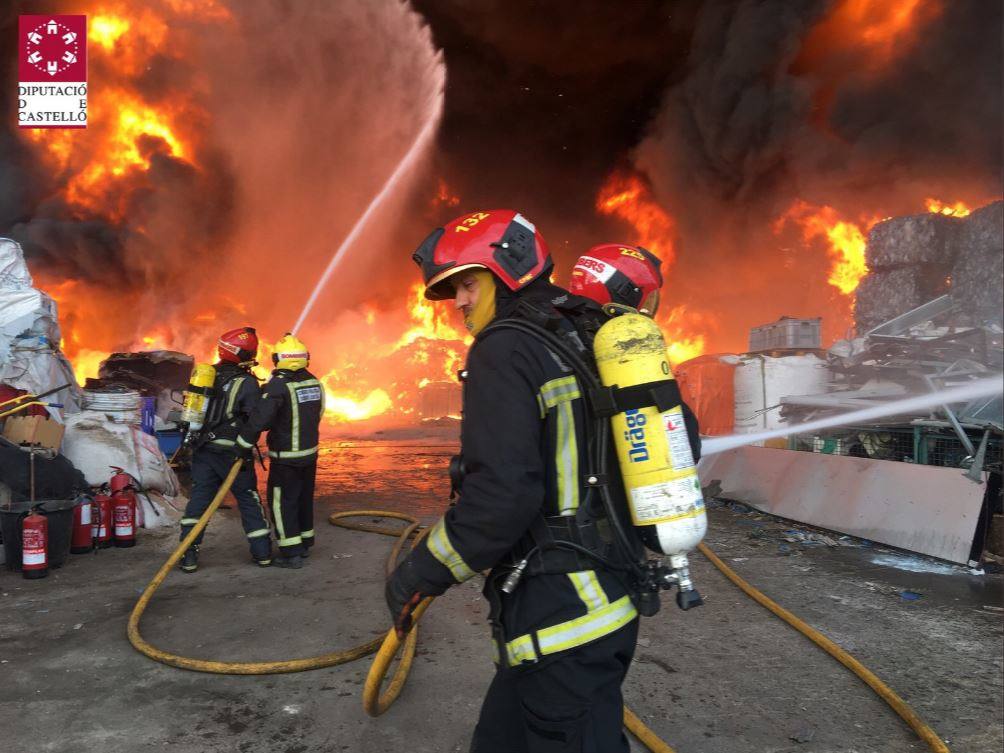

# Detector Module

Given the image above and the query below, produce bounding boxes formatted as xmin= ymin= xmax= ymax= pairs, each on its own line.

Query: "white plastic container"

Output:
xmin=734 ymin=354 xmax=829 ymax=439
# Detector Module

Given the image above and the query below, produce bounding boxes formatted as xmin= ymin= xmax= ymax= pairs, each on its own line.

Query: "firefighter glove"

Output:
xmin=229 ymin=442 xmax=253 ymax=463
xmin=386 ymin=555 xmax=442 ymax=639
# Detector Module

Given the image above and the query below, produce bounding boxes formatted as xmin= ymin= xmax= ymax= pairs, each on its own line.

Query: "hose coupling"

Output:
xmin=501 ymin=558 xmax=529 ymax=594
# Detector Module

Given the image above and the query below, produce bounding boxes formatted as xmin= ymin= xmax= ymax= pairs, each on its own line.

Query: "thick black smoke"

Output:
xmin=633 ymin=0 xmax=1002 ymax=347
xmin=410 ymin=0 xmax=695 ymax=266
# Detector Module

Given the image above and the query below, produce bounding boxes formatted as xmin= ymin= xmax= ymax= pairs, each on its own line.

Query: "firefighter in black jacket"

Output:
xmin=387 ymin=210 xmax=649 ymax=752
xmin=234 ymin=333 xmax=324 ymax=569
xmin=180 ymin=327 xmax=272 ymax=573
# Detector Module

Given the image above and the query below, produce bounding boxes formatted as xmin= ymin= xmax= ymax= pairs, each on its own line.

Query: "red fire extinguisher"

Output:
xmin=22 ymin=510 xmax=48 ymax=580
xmin=92 ymin=492 xmax=113 ymax=549
xmin=110 ymin=468 xmax=137 ymax=548
xmin=71 ymin=496 xmax=94 ymax=554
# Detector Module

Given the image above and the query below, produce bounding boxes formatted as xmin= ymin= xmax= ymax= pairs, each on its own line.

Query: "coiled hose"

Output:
xmin=128 ymin=460 xmax=948 ymax=752
xmin=128 ymin=463 xmax=404 ymax=674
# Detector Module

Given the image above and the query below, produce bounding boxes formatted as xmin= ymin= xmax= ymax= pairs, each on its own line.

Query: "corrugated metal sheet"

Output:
xmin=698 ymin=446 xmax=985 ymax=564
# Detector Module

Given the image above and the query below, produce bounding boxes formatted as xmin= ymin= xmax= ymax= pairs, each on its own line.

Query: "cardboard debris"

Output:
xmin=2 ymin=414 xmax=65 ymax=450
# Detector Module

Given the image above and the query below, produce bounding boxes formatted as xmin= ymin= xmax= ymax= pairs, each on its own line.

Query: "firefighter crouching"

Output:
xmin=386 ymin=210 xmax=647 ymax=752
xmin=233 ymin=334 xmax=323 ymax=570
xmin=180 ymin=327 xmax=273 ymax=573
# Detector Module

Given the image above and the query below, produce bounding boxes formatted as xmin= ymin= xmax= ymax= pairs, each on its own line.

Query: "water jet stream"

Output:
xmin=293 ymin=84 xmax=444 ymax=334
xmin=701 ymin=376 xmax=1002 ymax=457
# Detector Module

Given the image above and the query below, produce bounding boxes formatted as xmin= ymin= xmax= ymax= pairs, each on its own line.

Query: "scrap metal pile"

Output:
xmin=779 ymin=201 xmax=1003 ymax=471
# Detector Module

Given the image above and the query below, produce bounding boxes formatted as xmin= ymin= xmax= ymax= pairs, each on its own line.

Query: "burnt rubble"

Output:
xmin=85 ymin=350 xmax=194 ymax=428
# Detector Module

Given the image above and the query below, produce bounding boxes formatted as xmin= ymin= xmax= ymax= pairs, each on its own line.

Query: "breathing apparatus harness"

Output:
xmin=462 ymin=297 xmax=700 ymax=619
xmin=187 ymin=365 xmax=262 ymax=467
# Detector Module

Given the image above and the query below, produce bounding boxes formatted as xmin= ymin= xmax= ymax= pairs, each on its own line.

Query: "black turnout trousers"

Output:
xmin=267 ymin=460 xmax=317 ymax=556
xmin=180 ymin=450 xmax=271 ymax=561
xmin=470 ymin=619 xmax=639 ymax=753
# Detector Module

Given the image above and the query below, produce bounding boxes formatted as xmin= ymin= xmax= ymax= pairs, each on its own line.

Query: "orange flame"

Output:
xmin=321 ymin=378 xmax=393 ymax=423
xmin=315 ymin=283 xmax=469 ymax=424
xmin=70 ymin=349 xmax=109 ymax=385
xmin=925 ymin=198 xmax=972 ymax=217
xmin=596 ymin=173 xmax=675 ymax=264
xmin=659 ymin=306 xmax=706 ymax=366
xmin=397 ymin=282 xmax=470 ymax=350
xmin=798 ymin=0 xmax=942 ymax=71
xmin=778 ymin=201 xmax=870 ymax=295
xmin=596 ymin=171 xmax=708 ymax=362
xmin=432 ymin=178 xmax=460 ymax=210
xmin=90 ymin=14 xmax=131 ymax=51
xmin=64 ymin=91 xmax=190 ymax=213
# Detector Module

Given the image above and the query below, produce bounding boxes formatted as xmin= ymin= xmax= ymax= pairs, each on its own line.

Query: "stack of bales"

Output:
xmin=855 ymin=200 xmax=1003 ymax=332
xmin=951 ymin=201 xmax=1004 ymax=326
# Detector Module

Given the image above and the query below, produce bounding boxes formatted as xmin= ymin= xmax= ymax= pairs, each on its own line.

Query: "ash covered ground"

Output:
xmin=0 ymin=438 xmax=1001 ymax=753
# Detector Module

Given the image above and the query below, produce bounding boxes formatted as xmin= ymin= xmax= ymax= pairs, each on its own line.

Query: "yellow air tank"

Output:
xmin=593 ymin=312 xmax=706 ymax=560
xmin=180 ymin=363 xmax=216 ymax=435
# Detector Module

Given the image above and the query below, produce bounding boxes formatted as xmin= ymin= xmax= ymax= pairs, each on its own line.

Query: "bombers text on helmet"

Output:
xmin=273 ymin=333 xmax=310 ymax=371
xmin=217 ymin=327 xmax=258 ymax=365
xmin=412 ymin=209 xmax=553 ymax=300
xmin=568 ymin=244 xmax=663 ymax=314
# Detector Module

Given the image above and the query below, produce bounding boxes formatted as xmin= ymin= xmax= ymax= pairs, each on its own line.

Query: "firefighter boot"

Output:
xmin=180 ymin=545 xmax=199 ymax=573
xmin=273 ymin=554 xmax=304 ymax=569
xmin=250 ymin=537 xmax=272 ymax=568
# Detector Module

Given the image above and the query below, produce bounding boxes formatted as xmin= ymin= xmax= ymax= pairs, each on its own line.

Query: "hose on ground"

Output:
xmin=697 ymin=542 xmax=949 ymax=753
xmin=127 ymin=462 xmax=413 ymax=674
xmin=127 ymin=458 xmax=945 ymax=752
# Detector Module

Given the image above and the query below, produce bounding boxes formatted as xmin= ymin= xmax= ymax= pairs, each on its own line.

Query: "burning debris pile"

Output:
xmin=770 ymin=201 xmax=1004 ymax=483
xmin=856 ymin=201 xmax=1004 ymax=332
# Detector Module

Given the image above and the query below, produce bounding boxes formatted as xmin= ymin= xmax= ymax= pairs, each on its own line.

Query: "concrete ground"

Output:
xmin=1 ymin=439 xmax=1001 ymax=753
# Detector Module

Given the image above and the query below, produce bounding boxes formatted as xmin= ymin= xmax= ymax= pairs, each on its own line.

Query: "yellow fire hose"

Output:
xmin=128 ymin=459 xmax=948 ymax=752
xmin=128 ymin=463 xmax=399 ymax=673
xmin=696 ymin=542 xmax=949 ymax=753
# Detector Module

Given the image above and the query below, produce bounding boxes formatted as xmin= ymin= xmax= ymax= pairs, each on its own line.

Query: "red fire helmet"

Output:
xmin=568 ymin=244 xmax=663 ymax=314
xmin=217 ymin=326 xmax=258 ymax=364
xmin=412 ymin=209 xmax=552 ymax=300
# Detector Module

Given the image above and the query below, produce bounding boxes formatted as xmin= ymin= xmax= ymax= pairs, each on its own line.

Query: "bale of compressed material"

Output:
xmin=951 ymin=201 xmax=1004 ymax=324
xmin=866 ymin=212 xmax=962 ymax=268
xmin=854 ymin=266 xmax=951 ymax=333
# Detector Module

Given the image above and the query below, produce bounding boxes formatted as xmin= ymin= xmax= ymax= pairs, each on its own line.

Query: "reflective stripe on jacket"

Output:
xmin=409 ymin=325 xmax=638 ymax=664
xmin=238 ymin=369 xmax=324 ymax=466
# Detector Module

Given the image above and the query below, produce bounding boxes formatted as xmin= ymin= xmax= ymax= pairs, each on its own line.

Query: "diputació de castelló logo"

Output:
xmin=18 ymin=15 xmax=88 ymax=128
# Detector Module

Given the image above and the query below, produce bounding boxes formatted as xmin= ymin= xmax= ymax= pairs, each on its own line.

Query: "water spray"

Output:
xmin=293 ymin=81 xmax=445 ymax=334
xmin=701 ymin=376 xmax=1003 ymax=457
